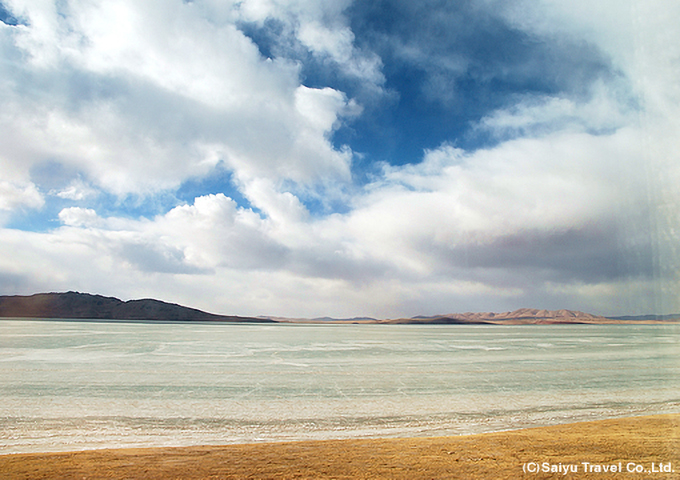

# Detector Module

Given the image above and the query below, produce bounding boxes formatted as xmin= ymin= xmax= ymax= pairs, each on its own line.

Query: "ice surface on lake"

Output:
xmin=1 ymin=320 xmax=679 ymax=453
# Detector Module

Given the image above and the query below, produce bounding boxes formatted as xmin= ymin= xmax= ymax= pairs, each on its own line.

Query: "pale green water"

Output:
xmin=1 ymin=320 xmax=679 ymax=453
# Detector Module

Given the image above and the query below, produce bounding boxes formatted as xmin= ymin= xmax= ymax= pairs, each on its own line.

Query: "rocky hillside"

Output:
xmin=386 ymin=308 xmax=649 ymax=325
xmin=2 ymin=293 xmax=676 ymax=324
xmin=0 ymin=292 xmax=271 ymax=322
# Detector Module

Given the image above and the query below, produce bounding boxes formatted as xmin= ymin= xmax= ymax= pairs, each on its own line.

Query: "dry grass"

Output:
xmin=1 ymin=414 xmax=678 ymax=479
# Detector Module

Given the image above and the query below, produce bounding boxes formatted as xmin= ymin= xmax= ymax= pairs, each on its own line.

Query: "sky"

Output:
xmin=0 ymin=0 xmax=678 ymax=318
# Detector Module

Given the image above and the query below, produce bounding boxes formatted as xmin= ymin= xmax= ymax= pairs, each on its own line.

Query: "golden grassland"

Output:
xmin=1 ymin=414 xmax=678 ymax=479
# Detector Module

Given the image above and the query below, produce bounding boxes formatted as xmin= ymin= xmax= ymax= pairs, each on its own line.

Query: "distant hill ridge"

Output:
xmin=386 ymin=308 xmax=680 ymax=324
xmin=389 ymin=308 xmax=611 ymax=325
xmin=607 ymin=314 xmax=680 ymax=321
xmin=1 ymin=292 xmax=677 ymax=324
xmin=0 ymin=292 xmax=271 ymax=323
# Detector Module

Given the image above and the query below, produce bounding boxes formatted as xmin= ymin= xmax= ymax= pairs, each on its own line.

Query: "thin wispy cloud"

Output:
xmin=0 ymin=0 xmax=677 ymax=317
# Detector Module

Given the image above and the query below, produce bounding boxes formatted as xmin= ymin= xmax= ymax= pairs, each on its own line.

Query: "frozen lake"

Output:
xmin=1 ymin=319 xmax=679 ymax=453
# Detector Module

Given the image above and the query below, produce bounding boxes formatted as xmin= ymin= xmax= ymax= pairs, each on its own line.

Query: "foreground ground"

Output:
xmin=1 ymin=414 xmax=678 ymax=479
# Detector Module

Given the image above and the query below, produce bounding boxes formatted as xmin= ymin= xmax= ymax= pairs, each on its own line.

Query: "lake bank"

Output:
xmin=2 ymin=414 xmax=678 ymax=479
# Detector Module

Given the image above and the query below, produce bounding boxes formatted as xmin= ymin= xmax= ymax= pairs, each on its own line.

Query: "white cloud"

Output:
xmin=0 ymin=0 xmax=677 ymax=318
xmin=52 ymin=178 xmax=98 ymax=201
xmin=296 ymin=20 xmax=384 ymax=85
xmin=341 ymin=127 xmax=641 ymax=281
xmin=156 ymin=193 xmax=288 ymax=271
xmin=497 ymin=0 xmax=680 ymax=121
xmin=236 ymin=0 xmax=384 ymax=86
xmin=0 ymin=0 xmax=358 ymax=204
xmin=58 ymin=207 xmax=100 ymax=227
xmin=476 ymin=82 xmax=633 ymax=140
xmin=295 ymin=85 xmax=358 ymax=133
xmin=29 ymin=114 xmax=662 ymax=317
xmin=0 ymin=181 xmax=44 ymax=214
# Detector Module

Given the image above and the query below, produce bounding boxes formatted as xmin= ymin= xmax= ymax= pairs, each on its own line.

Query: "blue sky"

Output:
xmin=0 ymin=0 xmax=678 ymax=318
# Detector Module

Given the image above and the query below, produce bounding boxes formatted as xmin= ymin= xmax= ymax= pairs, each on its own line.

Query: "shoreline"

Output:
xmin=2 ymin=316 xmax=679 ymax=325
xmin=2 ymin=414 xmax=678 ymax=479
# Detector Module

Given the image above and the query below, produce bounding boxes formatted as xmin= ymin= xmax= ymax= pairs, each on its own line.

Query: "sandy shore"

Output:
xmin=1 ymin=414 xmax=678 ymax=479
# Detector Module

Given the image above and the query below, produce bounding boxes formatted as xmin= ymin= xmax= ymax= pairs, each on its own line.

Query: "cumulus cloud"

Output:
xmin=476 ymin=81 xmax=635 ymax=140
xmin=341 ymin=126 xmax=649 ymax=286
xmin=58 ymin=207 xmax=100 ymax=227
xmin=0 ymin=0 xmax=676 ymax=317
xmin=0 ymin=0 xmax=358 ymax=204
xmin=0 ymin=181 xmax=44 ymax=213
xmin=235 ymin=0 xmax=384 ymax=86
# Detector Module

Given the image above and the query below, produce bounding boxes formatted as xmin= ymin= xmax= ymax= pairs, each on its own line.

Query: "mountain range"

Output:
xmin=0 ymin=292 xmax=678 ymax=324
xmin=0 ymin=292 xmax=270 ymax=323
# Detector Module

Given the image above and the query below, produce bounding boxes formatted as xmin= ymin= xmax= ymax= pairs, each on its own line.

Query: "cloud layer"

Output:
xmin=0 ymin=0 xmax=677 ymax=317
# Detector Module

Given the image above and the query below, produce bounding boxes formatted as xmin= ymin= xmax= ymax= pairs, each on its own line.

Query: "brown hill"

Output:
xmin=387 ymin=308 xmax=626 ymax=325
xmin=0 ymin=292 xmax=271 ymax=323
xmin=2 ymin=293 xmax=677 ymax=325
